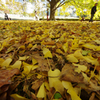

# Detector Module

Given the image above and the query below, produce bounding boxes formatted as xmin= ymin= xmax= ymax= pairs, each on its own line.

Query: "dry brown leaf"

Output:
xmin=0 ymin=92 xmax=7 ymax=100
xmin=31 ymin=92 xmax=37 ymax=100
xmin=31 ymin=79 xmax=43 ymax=91
xmin=60 ymin=64 xmax=85 ymax=83
xmin=19 ymin=34 xmax=27 ymax=43
xmin=0 ymin=69 xmax=20 ymax=88
xmin=0 ymin=85 xmax=9 ymax=94
xmin=33 ymin=54 xmax=54 ymax=71
xmin=56 ymin=42 xmax=62 ymax=48
xmin=42 ymin=41 xmax=55 ymax=45
xmin=46 ymin=87 xmax=55 ymax=100
xmin=89 ymin=92 xmax=95 ymax=100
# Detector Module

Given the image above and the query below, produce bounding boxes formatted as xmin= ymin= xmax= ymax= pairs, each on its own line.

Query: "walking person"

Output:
xmin=89 ymin=3 xmax=98 ymax=22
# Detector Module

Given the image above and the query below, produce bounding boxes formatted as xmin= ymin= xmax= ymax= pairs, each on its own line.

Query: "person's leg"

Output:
xmin=89 ymin=14 xmax=94 ymax=22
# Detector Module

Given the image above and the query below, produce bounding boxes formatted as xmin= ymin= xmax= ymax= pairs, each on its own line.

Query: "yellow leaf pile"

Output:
xmin=0 ymin=21 xmax=100 ymax=100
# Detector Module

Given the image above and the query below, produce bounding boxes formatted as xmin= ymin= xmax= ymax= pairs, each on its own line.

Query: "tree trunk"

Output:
xmin=50 ymin=6 xmax=56 ymax=20
xmin=49 ymin=1 xmax=58 ymax=20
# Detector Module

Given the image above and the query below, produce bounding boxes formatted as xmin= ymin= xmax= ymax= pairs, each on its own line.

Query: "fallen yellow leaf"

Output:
xmin=62 ymin=42 xmax=68 ymax=52
xmin=66 ymin=54 xmax=78 ymax=63
xmin=73 ymin=63 xmax=87 ymax=73
xmin=43 ymin=47 xmax=52 ymax=58
xmin=22 ymin=62 xmax=33 ymax=74
xmin=48 ymin=68 xmax=60 ymax=87
xmin=11 ymin=94 xmax=29 ymax=100
xmin=62 ymin=81 xmax=81 ymax=100
xmin=10 ymin=60 xmax=21 ymax=69
xmin=32 ymin=58 xmax=38 ymax=65
xmin=1 ymin=58 xmax=12 ymax=68
xmin=37 ymin=82 xmax=45 ymax=98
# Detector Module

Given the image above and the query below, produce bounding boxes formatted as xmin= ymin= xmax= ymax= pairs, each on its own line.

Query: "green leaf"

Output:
xmin=82 ymin=50 xmax=90 ymax=56
xmin=54 ymin=92 xmax=62 ymax=99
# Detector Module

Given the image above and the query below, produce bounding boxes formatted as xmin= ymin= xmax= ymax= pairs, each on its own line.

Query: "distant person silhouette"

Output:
xmin=5 ymin=13 xmax=9 ymax=20
xmin=35 ymin=11 xmax=39 ymax=20
xmin=89 ymin=3 xmax=98 ymax=22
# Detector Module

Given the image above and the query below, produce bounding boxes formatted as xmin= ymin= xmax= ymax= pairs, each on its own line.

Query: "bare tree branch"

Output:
xmin=47 ymin=0 xmax=51 ymax=3
xmin=52 ymin=0 xmax=70 ymax=12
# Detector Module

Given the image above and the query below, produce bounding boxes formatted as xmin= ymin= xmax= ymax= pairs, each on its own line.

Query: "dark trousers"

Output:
xmin=89 ymin=14 xmax=94 ymax=22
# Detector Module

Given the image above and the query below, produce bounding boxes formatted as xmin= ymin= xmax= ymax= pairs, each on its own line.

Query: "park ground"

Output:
xmin=0 ymin=20 xmax=100 ymax=100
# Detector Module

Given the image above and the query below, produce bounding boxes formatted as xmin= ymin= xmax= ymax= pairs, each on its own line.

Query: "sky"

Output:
xmin=26 ymin=2 xmax=35 ymax=13
xmin=15 ymin=0 xmax=45 ymax=13
xmin=15 ymin=0 xmax=23 ymax=3
xmin=1 ymin=0 xmax=35 ymax=13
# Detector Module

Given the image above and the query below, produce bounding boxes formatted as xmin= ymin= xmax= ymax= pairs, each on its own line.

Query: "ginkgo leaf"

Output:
xmin=11 ymin=94 xmax=29 ymax=100
xmin=62 ymin=81 xmax=81 ymax=100
xmin=56 ymin=49 xmax=64 ymax=54
xmin=22 ymin=62 xmax=33 ymax=74
xmin=82 ymin=72 xmax=90 ymax=82
xmin=19 ymin=45 xmax=25 ymax=49
xmin=74 ymin=87 xmax=81 ymax=96
xmin=53 ymin=80 xmax=64 ymax=94
xmin=19 ymin=56 xmax=29 ymax=61
xmin=56 ymin=42 xmax=62 ymax=48
xmin=90 ymin=71 xmax=95 ymax=79
xmin=43 ymin=47 xmax=52 ymax=58
xmin=44 ymin=82 xmax=50 ymax=91
xmin=79 ymin=40 xmax=86 ymax=45
xmin=83 ymin=56 xmax=99 ymax=66
xmin=19 ymin=50 xmax=25 ymax=54
xmin=11 ymin=60 xmax=21 ymax=69
xmin=31 ymin=44 xmax=37 ymax=50
xmin=73 ymin=63 xmax=87 ymax=73
xmin=48 ymin=68 xmax=60 ymax=87
xmin=1 ymin=58 xmax=12 ymax=68
xmin=71 ymin=39 xmax=79 ymax=48
xmin=6 ymin=46 xmax=14 ymax=53
xmin=32 ymin=58 xmax=38 ymax=65
xmin=66 ymin=54 xmax=78 ymax=63
xmin=94 ymin=40 xmax=100 ymax=44
xmin=74 ymin=49 xmax=83 ymax=59
xmin=82 ymin=43 xmax=96 ymax=50
xmin=37 ymin=82 xmax=45 ymax=98
xmin=59 ymin=36 xmax=64 ymax=41
xmin=37 ymin=74 xmax=42 ymax=79
xmin=42 ymin=41 xmax=55 ymax=45
xmin=27 ymin=43 xmax=33 ymax=49
xmin=0 ymin=58 xmax=4 ymax=65
xmin=2 ymin=41 xmax=7 ymax=47
xmin=62 ymin=42 xmax=68 ymax=52
xmin=0 ymin=46 xmax=3 ymax=51
xmin=31 ymin=65 xmax=39 ymax=70
xmin=96 ymin=46 xmax=100 ymax=51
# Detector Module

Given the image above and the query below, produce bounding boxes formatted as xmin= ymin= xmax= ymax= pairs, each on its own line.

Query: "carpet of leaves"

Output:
xmin=0 ymin=20 xmax=100 ymax=100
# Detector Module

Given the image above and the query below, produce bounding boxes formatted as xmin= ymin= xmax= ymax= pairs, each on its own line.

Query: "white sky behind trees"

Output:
xmin=1 ymin=0 xmax=36 ymax=13
xmin=16 ymin=0 xmax=45 ymax=13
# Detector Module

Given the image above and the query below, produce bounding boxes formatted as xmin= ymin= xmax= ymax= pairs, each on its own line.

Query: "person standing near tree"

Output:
xmin=5 ymin=13 xmax=9 ymax=20
xmin=35 ymin=11 xmax=39 ymax=21
xmin=47 ymin=8 xmax=49 ymax=21
xmin=89 ymin=3 xmax=98 ymax=22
